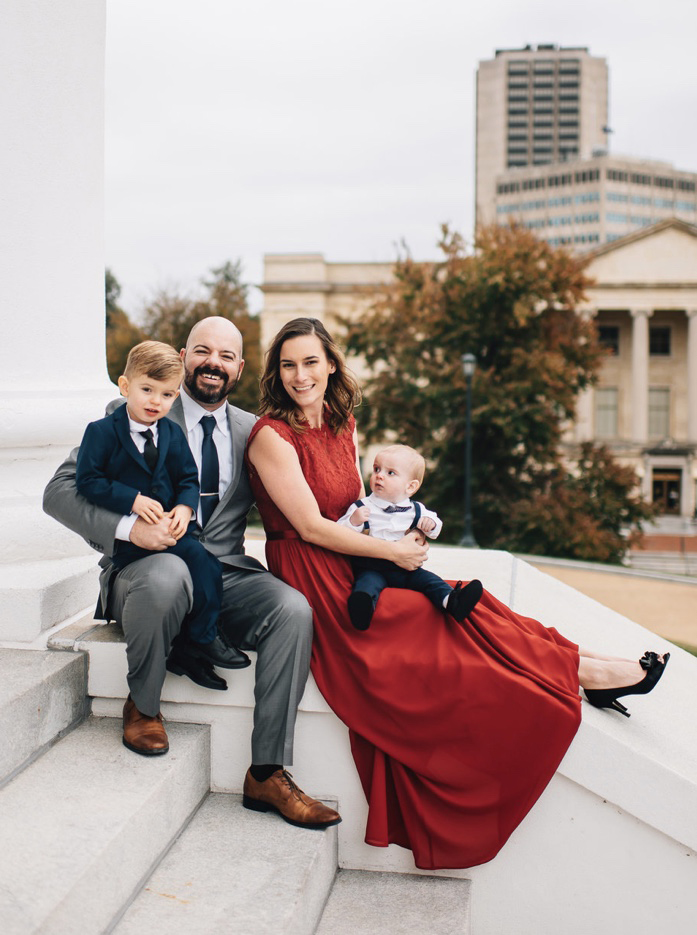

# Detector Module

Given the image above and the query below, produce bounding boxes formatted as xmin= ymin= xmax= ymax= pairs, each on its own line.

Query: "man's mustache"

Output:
xmin=194 ymin=366 xmax=227 ymax=381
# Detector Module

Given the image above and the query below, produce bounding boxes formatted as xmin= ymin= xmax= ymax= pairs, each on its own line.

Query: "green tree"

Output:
xmin=104 ymin=268 xmax=145 ymax=384
xmin=141 ymin=260 xmax=261 ymax=413
xmin=344 ymin=224 xmax=652 ymax=561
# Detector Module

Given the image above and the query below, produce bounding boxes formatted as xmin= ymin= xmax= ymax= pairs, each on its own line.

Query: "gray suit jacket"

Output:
xmin=43 ymin=395 xmax=266 ymax=615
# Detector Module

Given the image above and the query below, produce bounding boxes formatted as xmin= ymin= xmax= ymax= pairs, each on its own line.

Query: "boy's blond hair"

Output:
xmin=123 ymin=341 xmax=184 ymax=383
xmin=378 ymin=445 xmax=426 ymax=484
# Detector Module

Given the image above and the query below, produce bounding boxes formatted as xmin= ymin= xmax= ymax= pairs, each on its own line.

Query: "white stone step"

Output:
xmin=0 ymin=716 xmax=210 ymax=935
xmin=0 ymin=555 xmax=99 ymax=641
xmin=316 ymin=870 xmax=471 ymax=934
xmin=0 ymin=647 xmax=87 ymax=784
xmin=112 ymin=792 xmax=338 ymax=935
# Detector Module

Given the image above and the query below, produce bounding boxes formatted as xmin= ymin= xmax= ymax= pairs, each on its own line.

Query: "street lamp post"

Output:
xmin=459 ymin=353 xmax=478 ymax=548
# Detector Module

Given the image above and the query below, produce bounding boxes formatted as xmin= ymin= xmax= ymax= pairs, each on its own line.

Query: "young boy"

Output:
xmin=337 ymin=444 xmax=483 ymax=631
xmin=76 ymin=341 xmax=248 ymax=682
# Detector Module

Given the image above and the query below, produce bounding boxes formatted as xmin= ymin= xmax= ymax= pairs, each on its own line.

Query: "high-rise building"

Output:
xmin=475 ymin=44 xmax=609 ymax=226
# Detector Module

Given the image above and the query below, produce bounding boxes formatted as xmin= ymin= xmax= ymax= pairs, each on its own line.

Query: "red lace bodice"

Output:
xmin=245 ymin=414 xmax=362 ymax=532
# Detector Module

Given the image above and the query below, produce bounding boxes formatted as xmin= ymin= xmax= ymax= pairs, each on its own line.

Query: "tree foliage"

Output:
xmin=141 ymin=260 xmax=261 ymax=413
xmin=105 ymin=269 xmax=145 ymax=384
xmin=344 ymin=224 xmax=654 ymax=561
xmin=507 ymin=443 xmax=656 ymax=563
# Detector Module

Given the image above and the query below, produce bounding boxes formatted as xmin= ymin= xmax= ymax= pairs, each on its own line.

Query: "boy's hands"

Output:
xmin=350 ymin=505 xmax=371 ymax=526
xmin=167 ymin=504 xmax=194 ymax=540
xmin=132 ymin=494 xmax=164 ymax=524
xmin=130 ymin=498 xmax=192 ymax=541
xmin=417 ymin=517 xmax=437 ymax=535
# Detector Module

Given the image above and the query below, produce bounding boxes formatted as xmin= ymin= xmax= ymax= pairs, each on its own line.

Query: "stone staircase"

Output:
xmin=627 ymin=550 xmax=697 ymax=576
xmin=0 ymin=645 xmax=470 ymax=935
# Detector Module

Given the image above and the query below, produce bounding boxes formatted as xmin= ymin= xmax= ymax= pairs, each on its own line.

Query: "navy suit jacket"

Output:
xmin=75 ymin=402 xmax=200 ymax=517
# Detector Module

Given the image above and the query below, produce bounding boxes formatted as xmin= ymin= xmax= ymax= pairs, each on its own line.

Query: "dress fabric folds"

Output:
xmin=246 ymin=415 xmax=582 ymax=870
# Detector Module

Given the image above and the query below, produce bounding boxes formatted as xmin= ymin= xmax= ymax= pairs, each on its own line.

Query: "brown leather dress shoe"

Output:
xmin=122 ymin=697 xmax=169 ymax=756
xmin=242 ymin=768 xmax=341 ymax=829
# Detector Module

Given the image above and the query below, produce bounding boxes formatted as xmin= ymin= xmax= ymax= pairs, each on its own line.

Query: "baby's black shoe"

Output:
xmin=446 ymin=579 xmax=483 ymax=622
xmin=348 ymin=591 xmax=375 ymax=631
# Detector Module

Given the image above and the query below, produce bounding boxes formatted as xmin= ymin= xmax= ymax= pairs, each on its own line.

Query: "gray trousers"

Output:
xmin=108 ymin=553 xmax=312 ymax=766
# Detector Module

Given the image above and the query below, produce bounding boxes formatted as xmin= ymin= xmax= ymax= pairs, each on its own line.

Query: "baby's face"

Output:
xmin=369 ymin=451 xmax=416 ymax=503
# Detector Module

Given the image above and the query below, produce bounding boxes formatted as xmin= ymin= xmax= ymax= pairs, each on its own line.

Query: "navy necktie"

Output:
xmin=139 ymin=430 xmax=158 ymax=471
xmin=383 ymin=504 xmax=411 ymax=513
xmin=199 ymin=416 xmax=220 ymax=526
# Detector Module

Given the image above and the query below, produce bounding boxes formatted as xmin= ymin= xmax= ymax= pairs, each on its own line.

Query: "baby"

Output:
xmin=337 ymin=444 xmax=482 ymax=630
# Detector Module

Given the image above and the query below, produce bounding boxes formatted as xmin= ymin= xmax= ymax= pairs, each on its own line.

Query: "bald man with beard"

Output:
xmin=44 ymin=317 xmax=341 ymax=830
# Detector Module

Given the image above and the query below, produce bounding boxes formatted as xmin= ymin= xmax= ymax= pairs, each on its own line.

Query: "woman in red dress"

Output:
xmin=245 ymin=317 xmax=669 ymax=871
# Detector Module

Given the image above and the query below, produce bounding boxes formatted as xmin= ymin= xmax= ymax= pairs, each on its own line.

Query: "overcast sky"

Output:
xmin=106 ymin=0 xmax=697 ymax=316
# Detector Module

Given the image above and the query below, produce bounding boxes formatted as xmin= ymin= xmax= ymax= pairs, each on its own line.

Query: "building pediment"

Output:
xmin=587 ymin=219 xmax=697 ymax=287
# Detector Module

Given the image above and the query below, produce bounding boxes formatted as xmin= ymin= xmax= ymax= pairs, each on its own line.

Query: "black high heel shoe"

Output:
xmin=584 ymin=651 xmax=670 ymax=717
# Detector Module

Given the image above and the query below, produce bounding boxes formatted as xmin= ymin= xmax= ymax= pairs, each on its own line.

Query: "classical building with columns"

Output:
xmin=261 ymin=218 xmax=697 ymax=519
xmin=574 ymin=218 xmax=697 ymax=518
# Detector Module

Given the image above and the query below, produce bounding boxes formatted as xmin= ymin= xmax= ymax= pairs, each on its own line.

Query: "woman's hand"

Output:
xmin=390 ymin=531 xmax=429 ymax=570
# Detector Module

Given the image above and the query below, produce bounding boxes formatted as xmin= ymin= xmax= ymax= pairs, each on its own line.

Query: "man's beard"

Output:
xmin=184 ymin=364 xmax=240 ymax=405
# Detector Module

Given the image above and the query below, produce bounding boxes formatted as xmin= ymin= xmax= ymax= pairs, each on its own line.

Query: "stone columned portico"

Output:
xmin=577 ymin=220 xmax=697 ymax=518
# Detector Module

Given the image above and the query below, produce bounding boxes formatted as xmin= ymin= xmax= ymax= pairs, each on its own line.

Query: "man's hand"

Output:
xmin=390 ymin=530 xmax=428 ymax=571
xmin=350 ymin=506 xmax=371 ymax=526
xmin=132 ymin=494 xmax=164 ymax=524
xmin=167 ymin=505 xmax=193 ymax=541
xmin=417 ymin=517 xmax=437 ymax=535
xmin=129 ymin=516 xmax=177 ymax=551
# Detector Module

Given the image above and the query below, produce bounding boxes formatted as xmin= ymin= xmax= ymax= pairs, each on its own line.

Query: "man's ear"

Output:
xmin=117 ymin=375 xmax=129 ymax=397
xmin=406 ymin=478 xmax=421 ymax=497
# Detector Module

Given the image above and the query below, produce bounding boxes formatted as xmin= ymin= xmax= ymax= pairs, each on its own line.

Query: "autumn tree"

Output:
xmin=105 ymin=269 xmax=145 ymax=383
xmin=507 ymin=444 xmax=655 ymax=563
xmin=345 ymin=224 xmax=653 ymax=561
xmin=141 ymin=260 xmax=261 ymax=413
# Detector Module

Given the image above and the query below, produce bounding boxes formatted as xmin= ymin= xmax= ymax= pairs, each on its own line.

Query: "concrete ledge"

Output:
xmin=0 ymin=555 xmax=99 ymax=641
xmin=113 ymin=793 xmax=338 ymax=935
xmin=0 ymin=648 xmax=88 ymax=785
xmin=316 ymin=870 xmax=471 ymax=935
xmin=0 ymin=717 xmax=210 ymax=935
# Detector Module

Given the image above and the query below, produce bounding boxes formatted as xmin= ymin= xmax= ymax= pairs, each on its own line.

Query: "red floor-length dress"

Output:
xmin=246 ymin=415 xmax=582 ymax=870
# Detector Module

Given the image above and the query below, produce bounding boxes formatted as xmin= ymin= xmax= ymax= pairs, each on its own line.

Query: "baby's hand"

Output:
xmin=168 ymin=505 xmax=194 ymax=540
xmin=132 ymin=494 xmax=164 ymax=524
xmin=417 ymin=517 xmax=437 ymax=535
xmin=350 ymin=506 xmax=371 ymax=526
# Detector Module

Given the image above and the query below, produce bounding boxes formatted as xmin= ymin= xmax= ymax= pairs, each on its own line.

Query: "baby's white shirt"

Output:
xmin=336 ymin=493 xmax=443 ymax=541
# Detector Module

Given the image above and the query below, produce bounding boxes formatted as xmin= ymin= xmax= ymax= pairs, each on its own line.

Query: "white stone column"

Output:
xmin=630 ymin=308 xmax=653 ymax=444
xmin=687 ymin=309 xmax=697 ymax=444
xmin=574 ymin=306 xmax=595 ymax=442
xmin=0 ymin=2 xmax=111 ymax=611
